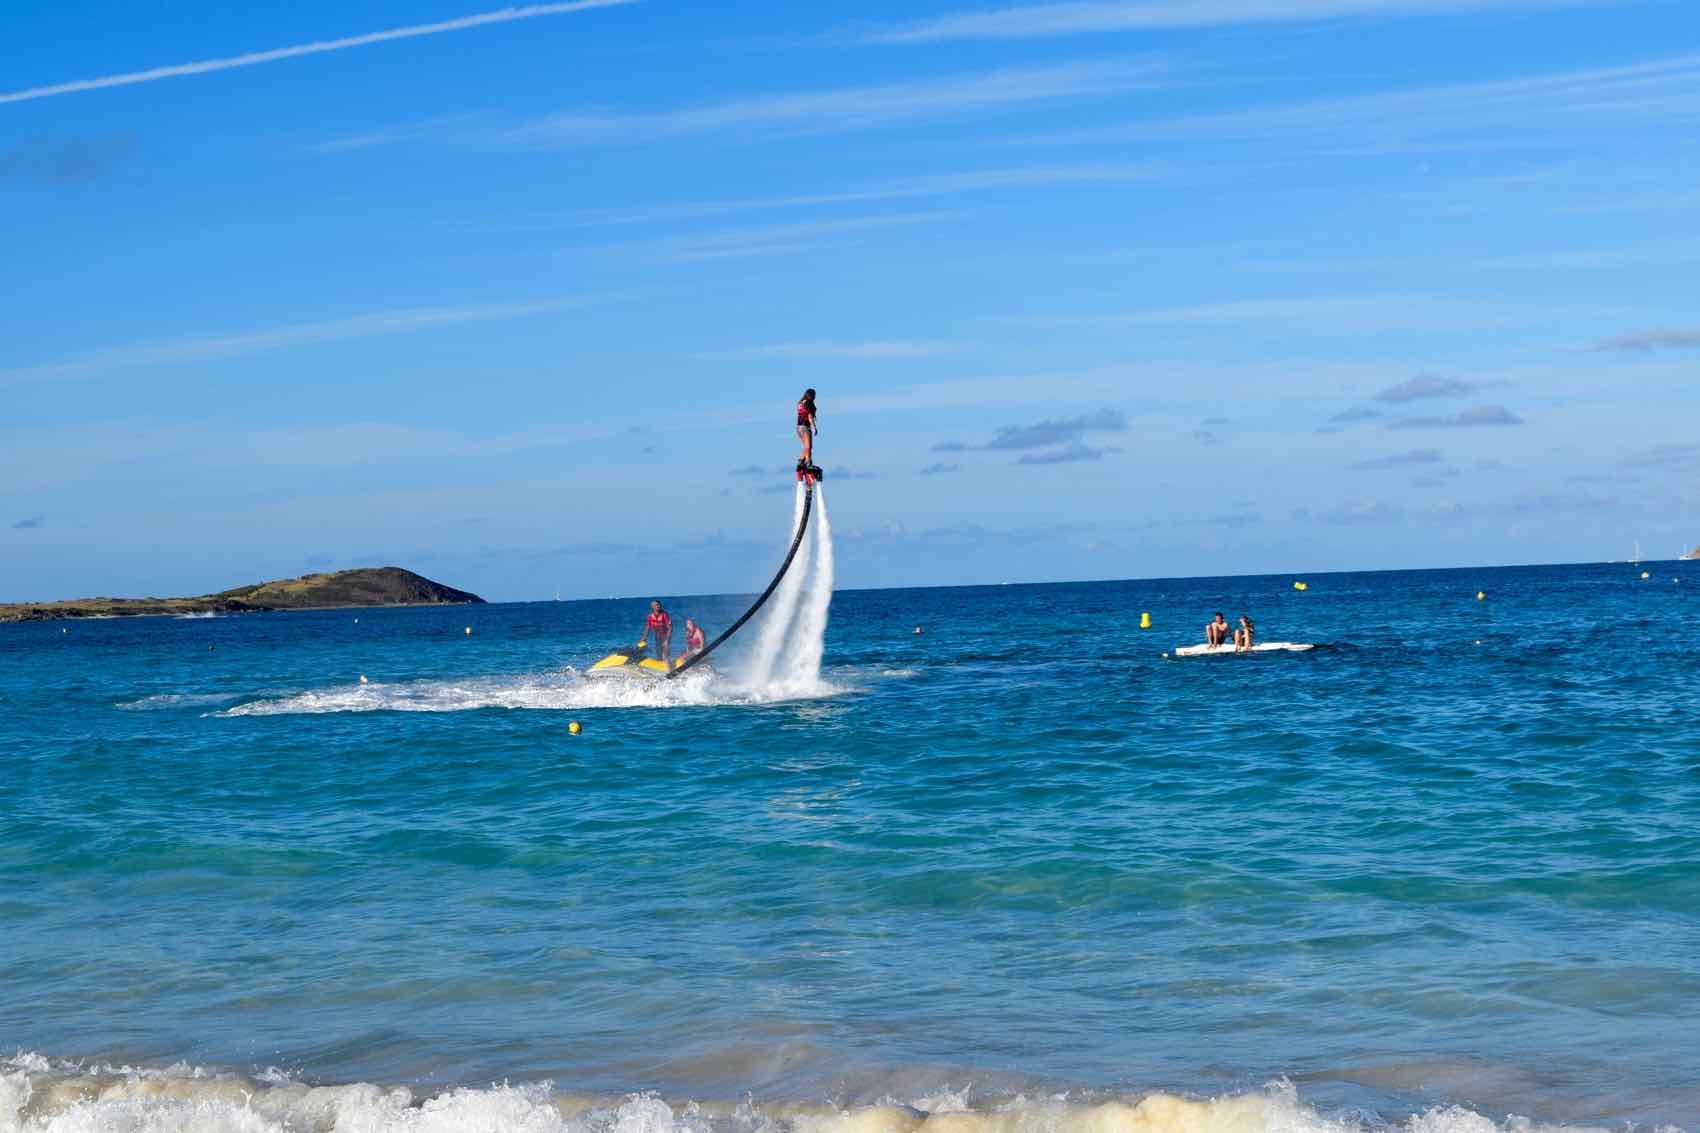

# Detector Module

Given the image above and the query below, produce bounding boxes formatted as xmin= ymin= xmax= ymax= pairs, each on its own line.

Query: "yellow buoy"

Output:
xmin=1294 ymin=581 xmax=1308 ymax=591
xmin=1476 ymin=591 xmax=1485 ymax=601
xmin=1641 ymin=571 xmax=1650 ymax=580
xmin=914 ymin=626 xmax=922 ymax=635
xmin=465 ymin=626 xmax=473 ymax=635
xmin=359 ymin=674 xmax=368 ymax=684
xmin=568 ymin=721 xmax=582 ymax=736
xmin=1140 ymin=612 xmax=1151 ymax=629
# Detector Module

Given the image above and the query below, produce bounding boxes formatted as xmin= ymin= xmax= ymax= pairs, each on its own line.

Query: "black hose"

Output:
xmin=667 ymin=482 xmax=814 ymax=679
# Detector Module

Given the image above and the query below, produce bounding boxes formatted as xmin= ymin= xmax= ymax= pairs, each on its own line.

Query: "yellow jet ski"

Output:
xmin=588 ymin=640 xmax=687 ymax=677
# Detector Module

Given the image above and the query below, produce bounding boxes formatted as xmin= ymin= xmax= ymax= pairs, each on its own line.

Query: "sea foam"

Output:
xmin=0 ymin=1058 xmax=1651 ymax=1133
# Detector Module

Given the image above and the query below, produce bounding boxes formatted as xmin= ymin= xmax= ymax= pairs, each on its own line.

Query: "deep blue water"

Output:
xmin=2 ymin=561 xmax=1697 ymax=1132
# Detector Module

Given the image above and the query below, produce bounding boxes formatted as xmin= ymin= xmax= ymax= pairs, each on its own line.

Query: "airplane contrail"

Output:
xmin=0 ymin=0 xmax=637 ymax=107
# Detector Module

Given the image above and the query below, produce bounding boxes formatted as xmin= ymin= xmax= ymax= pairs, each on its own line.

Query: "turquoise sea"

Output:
xmin=3 ymin=535 xmax=1697 ymax=1130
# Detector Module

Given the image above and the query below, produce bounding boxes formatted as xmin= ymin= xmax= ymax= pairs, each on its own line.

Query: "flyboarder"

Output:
xmin=796 ymin=388 xmax=820 ymax=478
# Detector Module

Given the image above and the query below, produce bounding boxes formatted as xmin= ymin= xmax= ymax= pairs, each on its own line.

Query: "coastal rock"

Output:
xmin=0 ymin=567 xmax=484 ymax=622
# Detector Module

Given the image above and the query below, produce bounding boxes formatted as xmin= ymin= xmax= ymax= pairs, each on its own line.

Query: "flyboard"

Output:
xmin=1173 ymin=642 xmax=1315 ymax=657
xmin=588 ymin=465 xmax=822 ymax=679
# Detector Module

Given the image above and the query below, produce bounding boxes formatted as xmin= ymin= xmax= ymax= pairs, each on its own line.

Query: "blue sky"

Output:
xmin=3 ymin=0 xmax=1697 ymax=602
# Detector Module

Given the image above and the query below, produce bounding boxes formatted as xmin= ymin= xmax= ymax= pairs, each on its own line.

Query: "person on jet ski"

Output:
xmin=642 ymin=600 xmax=673 ymax=663
xmin=682 ymin=617 xmax=706 ymax=659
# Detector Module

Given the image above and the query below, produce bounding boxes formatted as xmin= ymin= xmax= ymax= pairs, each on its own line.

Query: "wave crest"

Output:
xmin=1 ymin=1056 xmax=1647 ymax=1133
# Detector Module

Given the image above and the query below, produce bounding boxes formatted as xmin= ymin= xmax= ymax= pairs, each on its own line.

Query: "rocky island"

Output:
xmin=0 ymin=567 xmax=485 ymax=622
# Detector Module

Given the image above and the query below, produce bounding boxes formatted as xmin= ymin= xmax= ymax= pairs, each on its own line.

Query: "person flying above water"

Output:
xmin=796 ymin=388 xmax=818 ymax=474
xmin=641 ymin=600 xmax=673 ymax=663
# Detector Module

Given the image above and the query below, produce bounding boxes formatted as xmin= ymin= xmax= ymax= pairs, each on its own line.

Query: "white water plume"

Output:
xmin=776 ymin=486 xmax=834 ymax=693
xmin=743 ymin=483 xmax=813 ymax=686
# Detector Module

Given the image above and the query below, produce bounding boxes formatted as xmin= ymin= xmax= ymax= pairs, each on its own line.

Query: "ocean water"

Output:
xmin=3 ymin=551 xmax=1697 ymax=1133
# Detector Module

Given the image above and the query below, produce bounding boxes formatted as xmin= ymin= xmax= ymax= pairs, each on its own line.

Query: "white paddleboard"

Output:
xmin=1173 ymin=642 xmax=1315 ymax=657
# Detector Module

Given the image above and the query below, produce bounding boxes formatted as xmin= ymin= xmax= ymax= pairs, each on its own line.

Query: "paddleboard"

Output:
xmin=1173 ymin=642 xmax=1315 ymax=657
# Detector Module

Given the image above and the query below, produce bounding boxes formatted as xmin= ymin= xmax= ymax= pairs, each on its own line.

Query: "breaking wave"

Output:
xmin=0 ymin=1055 xmax=1646 ymax=1133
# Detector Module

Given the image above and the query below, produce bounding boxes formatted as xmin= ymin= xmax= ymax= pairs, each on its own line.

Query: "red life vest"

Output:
xmin=797 ymin=399 xmax=814 ymax=426
xmin=647 ymin=610 xmax=672 ymax=634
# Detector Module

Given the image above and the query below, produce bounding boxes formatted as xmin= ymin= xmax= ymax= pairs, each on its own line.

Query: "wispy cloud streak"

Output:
xmin=2 ymin=296 xmax=603 ymax=386
xmin=478 ymin=163 xmax=1163 ymax=230
xmin=1350 ymin=448 xmax=1443 ymax=470
xmin=634 ymin=211 xmax=968 ymax=262
xmin=486 ymin=61 xmax=1154 ymax=149
xmin=1590 ymin=327 xmax=1700 ymax=352
xmin=1374 ymin=374 xmax=1491 ymax=402
xmin=861 ymin=0 xmax=1605 ymax=43
xmin=1388 ymin=405 xmax=1525 ymax=428
xmin=1 ymin=1 xmax=634 ymax=107
xmin=1040 ymin=51 xmax=1700 ymax=147
xmin=714 ymin=341 xmax=970 ymax=361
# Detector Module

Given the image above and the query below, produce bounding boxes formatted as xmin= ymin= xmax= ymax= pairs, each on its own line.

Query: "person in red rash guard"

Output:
xmin=642 ymin=600 xmax=673 ymax=663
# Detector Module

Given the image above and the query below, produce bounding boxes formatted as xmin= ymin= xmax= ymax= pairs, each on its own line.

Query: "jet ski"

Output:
xmin=587 ymin=641 xmax=692 ymax=677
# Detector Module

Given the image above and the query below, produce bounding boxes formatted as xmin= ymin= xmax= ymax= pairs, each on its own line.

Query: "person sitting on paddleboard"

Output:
xmin=683 ymin=617 xmax=705 ymax=658
xmin=1234 ymin=615 xmax=1255 ymax=652
xmin=1206 ymin=612 xmax=1230 ymax=647
xmin=642 ymin=600 xmax=673 ymax=663
xmin=796 ymin=389 xmax=818 ymax=472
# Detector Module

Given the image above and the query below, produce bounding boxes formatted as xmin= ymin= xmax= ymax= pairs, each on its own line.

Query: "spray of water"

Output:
xmin=743 ymin=483 xmax=813 ymax=686
xmin=776 ymin=486 xmax=834 ymax=693
xmin=220 ymin=483 xmax=840 ymax=717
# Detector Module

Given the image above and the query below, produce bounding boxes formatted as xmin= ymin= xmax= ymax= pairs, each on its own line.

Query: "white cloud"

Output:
xmin=1020 ymin=295 xmax=1652 ymax=334
xmin=1 ymin=295 xmax=607 ymax=386
xmin=1039 ymin=50 xmax=1700 ymax=148
xmin=0 ymin=1 xmax=635 ymax=106
xmin=858 ymin=0 xmax=1616 ymax=43
xmin=712 ymin=341 xmax=971 ymax=361
xmin=475 ymin=162 xmax=1164 ymax=230
xmin=633 ymin=211 xmax=969 ymax=262
xmin=487 ymin=61 xmax=1156 ymax=149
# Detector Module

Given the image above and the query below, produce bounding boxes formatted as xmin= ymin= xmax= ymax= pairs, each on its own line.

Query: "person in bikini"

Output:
xmin=682 ymin=617 xmax=706 ymax=659
xmin=1234 ymin=615 xmax=1256 ymax=652
xmin=641 ymin=600 xmax=673 ymax=663
xmin=796 ymin=389 xmax=818 ymax=473
xmin=1206 ymin=612 xmax=1230 ymax=647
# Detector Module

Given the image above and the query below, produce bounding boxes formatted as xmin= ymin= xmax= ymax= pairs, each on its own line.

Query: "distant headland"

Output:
xmin=0 ymin=567 xmax=485 ymax=623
